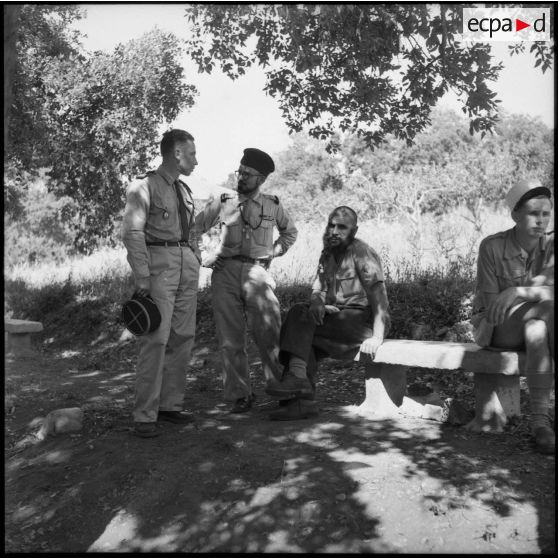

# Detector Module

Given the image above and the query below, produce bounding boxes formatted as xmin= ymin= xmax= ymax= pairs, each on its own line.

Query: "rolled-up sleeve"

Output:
xmin=354 ymin=243 xmax=384 ymax=288
xmin=274 ymin=202 xmax=298 ymax=254
xmin=121 ymin=180 xmax=150 ymax=280
xmin=193 ymin=196 xmax=221 ymax=235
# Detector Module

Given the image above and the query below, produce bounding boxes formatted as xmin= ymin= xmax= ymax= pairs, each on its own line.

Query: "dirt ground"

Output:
xmin=4 ymin=325 xmax=555 ymax=553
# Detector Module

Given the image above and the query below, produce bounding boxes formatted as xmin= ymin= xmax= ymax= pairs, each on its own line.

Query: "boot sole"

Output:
xmin=265 ymin=387 xmax=313 ymax=399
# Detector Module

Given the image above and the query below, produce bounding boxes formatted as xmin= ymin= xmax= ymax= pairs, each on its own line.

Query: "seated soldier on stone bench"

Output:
xmin=471 ymin=178 xmax=554 ymax=454
xmin=265 ymin=206 xmax=390 ymax=420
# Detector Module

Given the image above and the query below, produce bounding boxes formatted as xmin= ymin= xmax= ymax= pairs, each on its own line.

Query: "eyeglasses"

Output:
xmin=234 ymin=169 xmax=263 ymax=179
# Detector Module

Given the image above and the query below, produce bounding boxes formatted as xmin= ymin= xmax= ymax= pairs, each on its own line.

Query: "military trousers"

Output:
xmin=134 ymin=246 xmax=200 ymax=423
xmin=211 ymin=259 xmax=283 ymax=401
xmin=279 ymin=303 xmax=376 ymax=395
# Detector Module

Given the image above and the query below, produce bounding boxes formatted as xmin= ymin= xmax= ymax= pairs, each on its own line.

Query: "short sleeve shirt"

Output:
xmin=194 ymin=190 xmax=297 ymax=259
xmin=472 ymin=227 xmax=554 ymax=321
xmin=311 ymin=238 xmax=384 ymax=308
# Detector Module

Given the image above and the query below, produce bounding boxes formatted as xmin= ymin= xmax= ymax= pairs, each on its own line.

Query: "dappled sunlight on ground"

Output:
xmin=5 ymin=328 xmax=555 ymax=552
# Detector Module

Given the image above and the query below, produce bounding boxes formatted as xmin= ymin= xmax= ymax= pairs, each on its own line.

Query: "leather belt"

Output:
xmin=146 ymin=241 xmax=189 ymax=247
xmin=229 ymin=255 xmax=270 ymax=268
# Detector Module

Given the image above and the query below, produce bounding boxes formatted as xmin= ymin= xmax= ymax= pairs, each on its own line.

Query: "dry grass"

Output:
xmin=5 ymin=206 xmax=514 ymax=290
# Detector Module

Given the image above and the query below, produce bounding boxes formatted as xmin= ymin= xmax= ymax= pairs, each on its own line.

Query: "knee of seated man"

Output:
xmin=524 ymin=319 xmax=549 ymax=346
xmin=528 ymin=299 xmax=554 ymax=328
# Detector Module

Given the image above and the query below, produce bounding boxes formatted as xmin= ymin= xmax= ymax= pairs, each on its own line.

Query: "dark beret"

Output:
xmin=121 ymin=293 xmax=161 ymax=336
xmin=240 ymin=148 xmax=275 ymax=175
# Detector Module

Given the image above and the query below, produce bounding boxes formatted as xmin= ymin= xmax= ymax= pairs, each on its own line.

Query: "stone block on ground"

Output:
xmin=5 ymin=319 xmax=44 ymax=356
xmin=37 ymin=407 xmax=84 ymax=439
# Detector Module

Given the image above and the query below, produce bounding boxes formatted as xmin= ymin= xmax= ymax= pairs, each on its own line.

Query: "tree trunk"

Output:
xmin=4 ymin=5 xmax=20 ymax=153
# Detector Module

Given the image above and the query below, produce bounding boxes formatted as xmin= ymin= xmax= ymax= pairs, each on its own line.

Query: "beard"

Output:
xmin=322 ymin=230 xmax=355 ymax=254
xmin=237 ymin=180 xmax=259 ymax=195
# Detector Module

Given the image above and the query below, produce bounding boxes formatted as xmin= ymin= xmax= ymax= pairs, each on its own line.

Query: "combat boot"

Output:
xmin=268 ymin=398 xmax=319 ymax=421
xmin=265 ymin=372 xmax=313 ymax=399
xmin=531 ymin=413 xmax=555 ymax=455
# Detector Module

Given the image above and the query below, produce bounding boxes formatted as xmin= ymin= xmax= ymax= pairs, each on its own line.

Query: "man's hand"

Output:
xmin=324 ymin=305 xmax=340 ymax=314
xmin=359 ymin=335 xmax=383 ymax=360
xmin=486 ymin=287 xmax=519 ymax=325
xmin=135 ymin=277 xmax=151 ymax=298
xmin=270 ymin=244 xmax=282 ymax=259
xmin=202 ymin=253 xmax=225 ymax=271
xmin=309 ymin=301 xmax=326 ymax=325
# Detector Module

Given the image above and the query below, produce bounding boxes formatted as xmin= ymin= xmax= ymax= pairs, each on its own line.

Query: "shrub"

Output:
xmin=5 ymin=277 xmax=76 ymax=322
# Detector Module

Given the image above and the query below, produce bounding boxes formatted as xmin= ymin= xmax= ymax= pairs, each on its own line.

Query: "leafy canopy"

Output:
xmin=5 ymin=5 xmax=197 ymax=252
xmin=262 ymin=109 xmax=553 ymax=225
xmin=187 ymin=4 xmax=553 ymax=151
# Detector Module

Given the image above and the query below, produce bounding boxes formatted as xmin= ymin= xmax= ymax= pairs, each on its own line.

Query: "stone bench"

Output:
xmin=354 ymin=339 xmax=525 ymax=433
xmin=5 ymin=318 xmax=44 ymax=356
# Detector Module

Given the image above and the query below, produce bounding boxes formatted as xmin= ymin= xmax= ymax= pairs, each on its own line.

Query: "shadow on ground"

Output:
xmin=4 ymin=335 xmax=555 ymax=553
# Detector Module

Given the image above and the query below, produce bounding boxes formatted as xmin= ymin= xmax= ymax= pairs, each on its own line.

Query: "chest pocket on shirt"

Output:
xmin=253 ymin=217 xmax=274 ymax=247
xmin=336 ymin=270 xmax=360 ymax=297
xmin=221 ymin=215 xmax=243 ymax=249
xmin=495 ymin=263 xmax=526 ymax=290
xmin=150 ymin=193 xmax=172 ymax=227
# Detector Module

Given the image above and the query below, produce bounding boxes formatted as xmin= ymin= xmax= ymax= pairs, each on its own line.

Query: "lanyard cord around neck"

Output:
xmin=239 ymin=199 xmax=264 ymax=230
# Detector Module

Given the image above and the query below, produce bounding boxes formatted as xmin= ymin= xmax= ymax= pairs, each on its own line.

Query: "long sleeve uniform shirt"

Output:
xmin=121 ymin=165 xmax=197 ymax=279
xmin=194 ymin=190 xmax=298 ymax=259
xmin=311 ymin=238 xmax=385 ymax=308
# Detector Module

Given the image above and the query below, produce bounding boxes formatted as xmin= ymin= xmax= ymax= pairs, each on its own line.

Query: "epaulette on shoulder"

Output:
xmin=136 ymin=170 xmax=156 ymax=180
xmin=221 ymin=193 xmax=234 ymax=202
xmin=264 ymin=194 xmax=280 ymax=204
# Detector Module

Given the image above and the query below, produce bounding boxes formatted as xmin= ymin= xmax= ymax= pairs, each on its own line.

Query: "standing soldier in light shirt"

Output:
xmin=195 ymin=148 xmax=298 ymax=413
xmin=122 ymin=129 xmax=201 ymax=438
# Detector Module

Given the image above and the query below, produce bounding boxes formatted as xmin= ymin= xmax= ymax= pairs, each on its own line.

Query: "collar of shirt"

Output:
xmin=155 ymin=165 xmax=178 ymax=187
xmin=503 ymin=227 xmax=543 ymax=261
xmin=238 ymin=189 xmax=263 ymax=206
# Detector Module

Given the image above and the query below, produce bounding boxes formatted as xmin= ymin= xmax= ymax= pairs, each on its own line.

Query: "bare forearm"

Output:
xmin=366 ymin=282 xmax=389 ymax=340
xmin=371 ymin=310 xmax=386 ymax=341
xmin=516 ymin=285 xmax=553 ymax=302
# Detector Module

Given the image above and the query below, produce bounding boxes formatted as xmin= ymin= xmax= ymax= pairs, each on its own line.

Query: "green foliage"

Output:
xmin=7 ymin=5 xmax=85 ymax=171
xmin=4 ymin=177 xmax=78 ymax=267
xmin=264 ymin=108 xmax=553 ymax=225
xmin=5 ymin=5 xmax=198 ymax=252
xmin=4 ymin=247 xmax=474 ymax=349
xmin=39 ymin=29 xmax=197 ymax=251
xmin=4 ymin=268 xmax=132 ymax=347
xmin=5 ymin=277 xmax=77 ymax=323
xmin=386 ymin=259 xmax=475 ymax=340
xmin=187 ymin=4 xmax=553 ymax=150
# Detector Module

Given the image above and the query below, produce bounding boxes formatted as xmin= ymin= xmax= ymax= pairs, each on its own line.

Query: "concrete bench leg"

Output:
xmin=465 ymin=374 xmax=520 ymax=433
xmin=356 ymin=362 xmax=407 ymax=418
xmin=355 ymin=362 xmax=449 ymax=421
xmin=7 ymin=332 xmax=34 ymax=356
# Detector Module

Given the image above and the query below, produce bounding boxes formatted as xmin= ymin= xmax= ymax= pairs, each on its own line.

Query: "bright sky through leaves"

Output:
xmin=73 ymin=3 xmax=554 ymax=192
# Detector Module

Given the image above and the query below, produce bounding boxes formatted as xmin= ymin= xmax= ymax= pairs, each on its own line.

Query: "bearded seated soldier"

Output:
xmin=265 ymin=206 xmax=390 ymax=420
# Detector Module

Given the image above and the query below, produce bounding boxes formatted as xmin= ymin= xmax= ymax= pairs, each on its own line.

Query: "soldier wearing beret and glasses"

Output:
xmin=471 ymin=178 xmax=554 ymax=454
xmin=122 ymin=129 xmax=202 ymax=438
xmin=194 ymin=148 xmax=298 ymax=413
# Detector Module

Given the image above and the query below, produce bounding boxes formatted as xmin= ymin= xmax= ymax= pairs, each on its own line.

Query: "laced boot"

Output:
xmin=530 ymin=413 xmax=555 ymax=455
